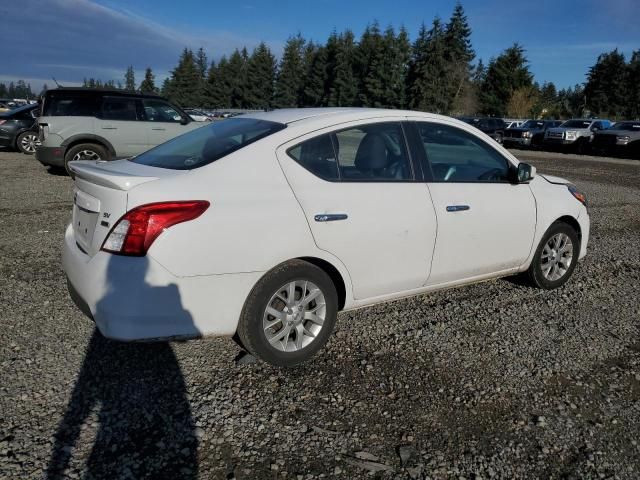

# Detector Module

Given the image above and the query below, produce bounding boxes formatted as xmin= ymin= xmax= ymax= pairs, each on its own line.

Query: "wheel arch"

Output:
xmin=554 ymin=215 xmax=582 ymax=241
xmin=62 ymin=134 xmax=116 ymax=158
xmin=297 ymin=256 xmax=347 ymax=310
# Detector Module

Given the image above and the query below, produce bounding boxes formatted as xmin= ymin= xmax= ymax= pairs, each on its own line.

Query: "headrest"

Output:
xmin=354 ymin=133 xmax=388 ymax=170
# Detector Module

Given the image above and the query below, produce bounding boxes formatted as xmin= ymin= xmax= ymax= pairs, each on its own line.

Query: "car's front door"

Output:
xmin=97 ymin=96 xmax=147 ymax=157
xmin=277 ymin=120 xmax=438 ymax=300
xmin=410 ymin=120 xmax=537 ymax=285
xmin=141 ymin=98 xmax=191 ymax=148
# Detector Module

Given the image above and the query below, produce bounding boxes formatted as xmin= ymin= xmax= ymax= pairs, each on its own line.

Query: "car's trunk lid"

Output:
xmin=69 ymin=159 xmax=186 ymax=256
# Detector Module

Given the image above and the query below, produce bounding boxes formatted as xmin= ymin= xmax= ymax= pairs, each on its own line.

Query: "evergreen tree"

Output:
xmin=124 ymin=66 xmax=136 ymax=91
xmin=274 ymin=34 xmax=306 ymax=108
xmin=227 ymin=48 xmax=249 ymax=108
xmin=627 ymin=50 xmax=640 ymax=119
xmin=480 ymin=43 xmax=533 ymax=116
xmin=0 ymin=83 xmax=7 ymax=97
xmin=245 ymin=42 xmax=276 ymax=108
xmin=444 ymin=2 xmax=475 ymax=114
xmin=196 ymin=47 xmax=208 ymax=79
xmin=39 ymin=83 xmax=49 ymax=97
xmin=139 ymin=67 xmax=157 ymax=93
xmin=585 ymin=49 xmax=628 ymax=119
xmin=408 ymin=18 xmax=449 ymax=113
xmin=164 ymin=48 xmax=202 ymax=107
xmin=355 ymin=23 xmax=384 ymax=106
xmin=302 ymin=42 xmax=328 ymax=107
xmin=207 ymin=57 xmax=233 ymax=108
xmin=328 ymin=30 xmax=358 ymax=106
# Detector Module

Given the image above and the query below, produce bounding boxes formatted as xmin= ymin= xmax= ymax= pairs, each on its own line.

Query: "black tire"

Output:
xmin=526 ymin=222 xmax=580 ymax=290
xmin=16 ymin=131 xmax=38 ymax=155
xmin=64 ymin=143 xmax=109 ymax=176
xmin=574 ymin=138 xmax=589 ymax=155
xmin=236 ymin=260 xmax=338 ymax=367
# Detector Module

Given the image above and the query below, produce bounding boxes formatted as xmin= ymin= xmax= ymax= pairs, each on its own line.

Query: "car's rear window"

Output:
xmin=130 ymin=118 xmax=286 ymax=170
xmin=42 ymin=93 xmax=100 ymax=116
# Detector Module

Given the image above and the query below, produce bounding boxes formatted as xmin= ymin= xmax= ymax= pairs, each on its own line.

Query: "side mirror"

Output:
xmin=516 ymin=162 xmax=536 ymax=183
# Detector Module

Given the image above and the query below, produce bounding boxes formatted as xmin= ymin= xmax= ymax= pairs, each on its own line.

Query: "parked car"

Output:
xmin=460 ymin=117 xmax=506 ymax=143
xmin=591 ymin=121 xmax=640 ymax=159
xmin=0 ymin=103 xmax=39 ymax=154
xmin=35 ymin=88 xmax=204 ymax=173
xmin=184 ymin=108 xmax=212 ymax=122
xmin=0 ymin=103 xmax=11 ymax=113
xmin=503 ymin=120 xmax=563 ymax=149
xmin=62 ymin=108 xmax=590 ymax=367
xmin=544 ymin=118 xmax=611 ymax=154
xmin=505 ymin=120 xmax=526 ymax=129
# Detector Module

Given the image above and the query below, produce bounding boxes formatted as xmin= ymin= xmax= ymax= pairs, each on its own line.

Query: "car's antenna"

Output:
xmin=52 ymin=77 xmax=62 ymax=88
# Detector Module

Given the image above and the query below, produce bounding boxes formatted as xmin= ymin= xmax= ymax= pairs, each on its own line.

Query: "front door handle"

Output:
xmin=314 ymin=213 xmax=348 ymax=222
xmin=101 ymin=125 xmax=117 ymax=130
xmin=446 ymin=205 xmax=470 ymax=212
xmin=151 ymin=127 xmax=166 ymax=131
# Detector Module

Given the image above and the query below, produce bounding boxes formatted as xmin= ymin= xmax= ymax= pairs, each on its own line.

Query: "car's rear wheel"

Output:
xmin=236 ymin=260 xmax=338 ymax=367
xmin=16 ymin=131 xmax=38 ymax=155
xmin=526 ymin=222 xmax=580 ymax=289
xmin=64 ymin=143 xmax=109 ymax=176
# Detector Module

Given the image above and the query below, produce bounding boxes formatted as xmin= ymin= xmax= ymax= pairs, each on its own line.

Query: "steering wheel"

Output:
xmin=444 ymin=165 xmax=457 ymax=181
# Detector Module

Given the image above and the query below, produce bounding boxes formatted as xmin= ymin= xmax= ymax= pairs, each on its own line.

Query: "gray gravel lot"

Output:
xmin=1 ymin=148 xmax=639 ymax=479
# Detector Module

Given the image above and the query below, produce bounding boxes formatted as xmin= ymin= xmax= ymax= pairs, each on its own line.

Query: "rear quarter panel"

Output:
xmin=126 ymin=138 xmax=354 ymax=302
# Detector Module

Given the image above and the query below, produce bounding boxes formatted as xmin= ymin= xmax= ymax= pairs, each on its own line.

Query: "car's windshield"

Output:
xmin=521 ymin=120 xmax=544 ymax=129
xmin=130 ymin=117 xmax=286 ymax=170
xmin=561 ymin=120 xmax=592 ymax=128
xmin=614 ymin=122 xmax=640 ymax=131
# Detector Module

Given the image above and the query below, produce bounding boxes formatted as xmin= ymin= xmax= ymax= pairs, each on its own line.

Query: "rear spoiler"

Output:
xmin=69 ymin=161 xmax=160 ymax=191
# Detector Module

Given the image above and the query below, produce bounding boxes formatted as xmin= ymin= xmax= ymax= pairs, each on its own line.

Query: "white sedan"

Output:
xmin=63 ymin=108 xmax=590 ymax=366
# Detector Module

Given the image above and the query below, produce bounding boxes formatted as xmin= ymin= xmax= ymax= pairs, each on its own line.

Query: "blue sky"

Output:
xmin=1 ymin=0 xmax=638 ymax=92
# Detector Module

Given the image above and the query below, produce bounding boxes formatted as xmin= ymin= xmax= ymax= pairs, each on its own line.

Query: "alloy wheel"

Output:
xmin=72 ymin=150 xmax=101 ymax=161
xmin=20 ymin=133 xmax=38 ymax=154
xmin=540 ymin=232 xmax=573 ymax=281
xmin=262 ymin=280 xmax=326 ymax=352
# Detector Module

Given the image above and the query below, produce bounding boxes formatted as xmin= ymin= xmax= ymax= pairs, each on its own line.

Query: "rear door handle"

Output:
xmin=314 ymin=213 xmax=348 ymax=222
xmin=101 ymin=125 xmax=117 ymax=130
xmin=151 ymin=127 xmax=166 ymax=131
xmin=446 ymin=205 xmax=470 ymax=212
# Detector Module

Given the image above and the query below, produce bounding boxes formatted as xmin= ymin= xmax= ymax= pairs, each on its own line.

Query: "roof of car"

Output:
xmin=44 ymin=87 xmax=163 ymax=99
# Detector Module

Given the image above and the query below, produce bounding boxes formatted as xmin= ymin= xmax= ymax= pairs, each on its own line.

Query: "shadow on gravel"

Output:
xmin=46 ymin=257 xmax=198 ymax=479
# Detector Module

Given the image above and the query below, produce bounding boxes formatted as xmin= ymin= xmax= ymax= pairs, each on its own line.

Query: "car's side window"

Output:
xmin=142 ymin=99 xmax=183 ymax=123
xmin=101 ymin=97 xmax=139 ymax=121
xmin=416 ymin=122 xmax=511 ymax=183
xmin=288 ymin=134 xmax=340 ymax=181
xmin=332 ymin=122 xmax=412 ymax=181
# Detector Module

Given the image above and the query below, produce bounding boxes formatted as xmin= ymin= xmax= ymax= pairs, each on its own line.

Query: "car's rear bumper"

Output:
xmin=62 ymin=224 xmax=263 ymax=341
xmin=35 ymin=145 xmax=65 ymax=167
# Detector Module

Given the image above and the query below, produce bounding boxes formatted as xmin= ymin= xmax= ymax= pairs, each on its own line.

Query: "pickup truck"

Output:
xmin=503 ymin=119 xmax=563 ymax=149
xmin=544 ymin=118 xmax=611 ymax=154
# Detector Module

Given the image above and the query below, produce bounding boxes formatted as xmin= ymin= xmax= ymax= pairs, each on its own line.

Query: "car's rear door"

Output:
xmin=408 ymin=119 xmax=536 ymax=285
xmin=277 ymin=119 xmax=437 ymax=300
xmin=97 ymin=96 xmax=147 ymax=157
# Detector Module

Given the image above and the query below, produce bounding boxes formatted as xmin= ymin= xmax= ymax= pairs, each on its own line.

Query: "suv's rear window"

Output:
xmin=130 ymin=118 xmax=286 ymax=170
xmin=43 ymin=93 xmax=99 ymax=116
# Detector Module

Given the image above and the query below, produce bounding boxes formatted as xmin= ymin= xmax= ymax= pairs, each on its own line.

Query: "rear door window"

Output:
xmin=101 ymin=97 xmax=139 ymax=121
xmin=287 ymin=134 xmax=339 ymax=180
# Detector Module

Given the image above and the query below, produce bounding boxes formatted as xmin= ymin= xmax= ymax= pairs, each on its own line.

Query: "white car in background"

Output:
xmin=63 ymin=108 xmax=590 ymax=366
xmin=184 ymin=108 xmax=211 ymax=122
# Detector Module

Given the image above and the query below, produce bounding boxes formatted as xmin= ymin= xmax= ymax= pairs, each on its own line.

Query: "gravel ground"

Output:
xmin=0 ymin=148 xmax=639 ymax=480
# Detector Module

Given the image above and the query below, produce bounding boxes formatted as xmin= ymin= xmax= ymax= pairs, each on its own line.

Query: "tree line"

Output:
xmin=4 ymin=3 xmax=639 ymax=119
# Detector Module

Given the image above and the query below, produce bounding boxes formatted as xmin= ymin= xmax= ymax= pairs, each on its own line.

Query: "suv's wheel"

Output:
xmin=526 ymin=222 xmax=580 ymax=289
xmin=64 ymin=143 xmax=109 ymax=176
xmin=237 ymin=260 xmax=338 ymax=367
xmin=16 ymin=131 xmax=38 ymax=155
xmin=575 ymin=138 xmax=588 ymax=155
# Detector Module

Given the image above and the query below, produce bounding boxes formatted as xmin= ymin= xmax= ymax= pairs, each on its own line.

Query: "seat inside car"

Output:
xmin=354 ymin=132 xmax=407 ymax=180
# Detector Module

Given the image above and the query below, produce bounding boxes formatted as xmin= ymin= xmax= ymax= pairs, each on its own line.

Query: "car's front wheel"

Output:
xmin=526 ymin=222 xmax=580 ymax=289
xmin=237 ymin=260 xmax=338 ymax=367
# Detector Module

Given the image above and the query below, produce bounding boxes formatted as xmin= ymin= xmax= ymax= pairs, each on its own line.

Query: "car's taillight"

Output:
xmin=101 ymin=201 xmax=210 ymax=256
